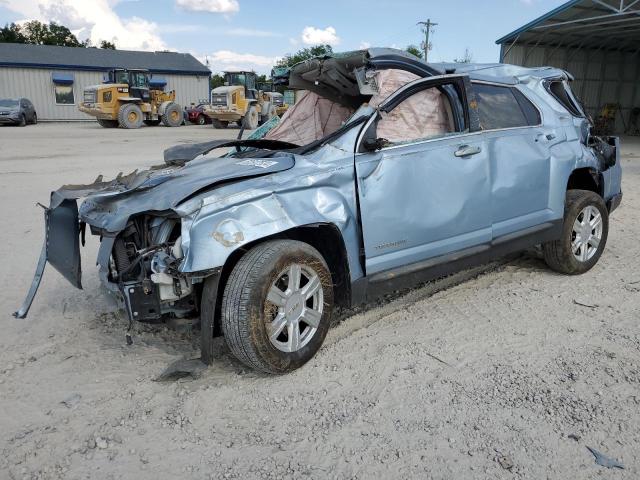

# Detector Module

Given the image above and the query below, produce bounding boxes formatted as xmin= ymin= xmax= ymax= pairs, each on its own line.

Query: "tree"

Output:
xmin=275 ymin=45 xmax=333 ymax=68
xmin=454 ymin=48 xmax=473 ymax=64
xmin=100 ymin=40 xmax=116 ymax=50
xmin=405 ymin=44 xmax=423 ymax=59
xmin=0 ymin=21 xmax=86 ymax=47
xmin=0 ymin=23 xmax=27 ymax=44
xmin=210 ymin=73 xmax=225 ymax=90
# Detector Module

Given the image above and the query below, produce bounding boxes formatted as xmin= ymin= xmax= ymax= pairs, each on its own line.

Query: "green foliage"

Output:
xmin=275 ymin=45 xmax=334 ymax=68
xmin=405 ymin=45 xmax=423 ymax=59
xmin=0 ymin=23 xmax=26 ymax=43
xmin=99 ymin=40 xmax=116 ymax=50
xmin=0 ymin=20 xmax=89 ymax=47
xmin=210 ymin=73 xmax=225 ymax=90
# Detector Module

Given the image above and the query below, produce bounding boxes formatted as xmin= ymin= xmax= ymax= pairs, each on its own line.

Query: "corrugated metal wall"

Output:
xmin=502 ymin=45 xmax=640 ymax=133
xmin=0 ymin=67 xmax=209 ymax=120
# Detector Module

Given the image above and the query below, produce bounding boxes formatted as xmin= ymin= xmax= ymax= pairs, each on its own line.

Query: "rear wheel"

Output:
xmin=161 ymin=102 xmax=182 ymax=127
xmin=242 ymin=105 xmax=259 ymax=130
xmin=543 ymin=189 xmax=609 ymax=274
xmin=32 ymin=112 xmax=37 ymax=125
xmin=214 ymin=240 xmax=334 ymax=374
xmin=117 ymin=103 xmax=143 ymax=129
xmin=212 ymin=118 xmax=229 ymax=129
xmin=97 ymin=118 xmax=119 ymax=128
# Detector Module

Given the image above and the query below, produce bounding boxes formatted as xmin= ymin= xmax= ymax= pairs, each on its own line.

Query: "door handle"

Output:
xmin=454 ymin=145 xmax=481 ymax=157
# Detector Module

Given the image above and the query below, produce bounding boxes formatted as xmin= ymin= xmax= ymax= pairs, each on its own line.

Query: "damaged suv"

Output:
xmin=15 ymin=48 xmax=622 ymax=374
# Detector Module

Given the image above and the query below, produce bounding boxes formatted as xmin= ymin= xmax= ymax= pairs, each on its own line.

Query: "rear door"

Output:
xmin=472 ymin=82 xmax=560 ymax=238
xmin=355 ymin=75 xmax=491 ymax=275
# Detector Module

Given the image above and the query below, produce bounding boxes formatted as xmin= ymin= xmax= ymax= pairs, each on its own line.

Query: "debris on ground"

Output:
xmin=154 ymin=358 xmax=207 ymax=382
xmin=586 ymin=446 xmax=625 ymax=469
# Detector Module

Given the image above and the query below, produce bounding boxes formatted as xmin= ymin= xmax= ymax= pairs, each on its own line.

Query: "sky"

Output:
xmin=0 ymin=0 xmax=567 ymax=74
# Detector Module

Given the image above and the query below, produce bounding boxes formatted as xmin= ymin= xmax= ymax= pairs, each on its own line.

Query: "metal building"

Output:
xmin=0 ymin=43 xmax=210 ymax=121
xmin=497 ymin=0 xmax=640 ymax=133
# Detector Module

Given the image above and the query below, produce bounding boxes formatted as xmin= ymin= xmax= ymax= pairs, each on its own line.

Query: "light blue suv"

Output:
xmin=16 ymin=49 xmax=622 ymax=373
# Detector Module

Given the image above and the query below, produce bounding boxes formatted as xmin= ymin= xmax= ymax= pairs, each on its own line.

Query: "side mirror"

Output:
xmin=362 ymin=138 xmax=388 ymax=152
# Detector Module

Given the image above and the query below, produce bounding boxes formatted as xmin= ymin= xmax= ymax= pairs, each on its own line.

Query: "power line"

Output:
xmin=417 ymin=19 xmax=437 ymax=62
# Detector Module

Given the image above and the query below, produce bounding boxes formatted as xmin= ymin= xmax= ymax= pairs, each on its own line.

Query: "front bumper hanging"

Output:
xmin=14 ymin=198 xmax=83 ymax=318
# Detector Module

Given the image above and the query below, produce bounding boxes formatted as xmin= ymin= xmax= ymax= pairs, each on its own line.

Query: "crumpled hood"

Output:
xmin=51 ymin=151 xmax=295 ymax=233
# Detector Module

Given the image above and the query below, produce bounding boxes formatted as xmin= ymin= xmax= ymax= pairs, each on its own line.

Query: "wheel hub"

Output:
xmin=265 ymin=263 xmax=323 ymax=353
xmin=571 ymin=205 xmax=603 ymax=262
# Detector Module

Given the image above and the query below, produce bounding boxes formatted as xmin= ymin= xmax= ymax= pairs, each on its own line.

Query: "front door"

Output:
xmin=355 ymin=75 xmax=492 ymax=275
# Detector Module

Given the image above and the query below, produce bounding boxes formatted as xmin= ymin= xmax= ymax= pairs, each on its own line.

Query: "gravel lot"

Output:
xmin=1 ymin=122 xmax=639 ymax=479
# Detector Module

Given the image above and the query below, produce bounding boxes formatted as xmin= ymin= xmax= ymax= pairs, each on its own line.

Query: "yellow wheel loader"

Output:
xmin=79 ymin=69 xmax=182 ymax=129
xmin=205 ymin=71 xmax=278 ymax=129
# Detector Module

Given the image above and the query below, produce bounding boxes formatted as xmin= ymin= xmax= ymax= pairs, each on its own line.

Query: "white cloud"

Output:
xmin=198 ymin=49 xmax=280 ymax=74
xmin=175 ymin=0 xmax=239 ymax=14
xmin=225 ymin=27 xmax=282 ymax=37
xmin=358 ymin=41 xmax=371 ymax=49
xmin=3 ymin=0 xmax=167 ymax=51
xmin=301 ymin=26 xmax=340 ymax=46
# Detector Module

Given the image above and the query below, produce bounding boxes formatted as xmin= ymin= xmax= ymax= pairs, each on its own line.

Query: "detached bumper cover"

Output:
xmin=14 ymin=197 xmax=82 ymax=318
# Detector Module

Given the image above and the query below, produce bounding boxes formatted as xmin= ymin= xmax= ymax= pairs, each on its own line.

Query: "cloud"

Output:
xmin=175 ymin=0 xmax=239 ymax=14
xmin=358 ymin=41 xmax=371 ymax=49
xmin=198 ymin=49 xmax=280 ymax=74
xmin=301 ymin=26 xmax=340 ymax=46
xmin=225 ymin=27 xmax=282 ymax=37
xmin=3 ymin=0 xmax=167 ymax=51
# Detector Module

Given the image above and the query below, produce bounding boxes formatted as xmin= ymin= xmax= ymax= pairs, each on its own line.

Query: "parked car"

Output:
xmin=186 ymin=103 xmax=211 ymax=125
xmin=15 ymin=48 xmax=623 ymax=374
xmin=0 ymin=98 xmax=37 ymax=126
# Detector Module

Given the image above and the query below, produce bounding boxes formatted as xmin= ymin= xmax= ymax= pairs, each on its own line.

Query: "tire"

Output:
xmin=18 ymin=114 xmax=26 ymax=127
xmin=242 ymin=105 xmax=259 ymax=130
xmin=215 ymin=240 xmax=334 ymax=374
xmin=143 ymin=119 xmax=161 ymax=126
xmin=161 ymin=102 xmax=182 ymax=127
xmin=117 ymin=103 xmax=143 ymax=129
xmin=32 ymin=112 xmax=37 ymax=125
xmin=97 ymin=118 xmax=119 ymax=128
xmin=543 ymin=189 xmax=609 ymax=275
xmin=197 ymin=114 xmax=206 ymax=125
xmin=212 ymin=118 xmax=229 ymax=129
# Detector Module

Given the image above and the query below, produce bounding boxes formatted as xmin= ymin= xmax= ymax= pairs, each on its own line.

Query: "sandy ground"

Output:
xmin=0 ymin=122 xmax=639 ymax=480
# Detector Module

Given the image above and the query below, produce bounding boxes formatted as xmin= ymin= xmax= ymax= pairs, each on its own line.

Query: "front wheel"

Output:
xmin=161 ymin=102 xmax=182 ymax=127
xmin=197 ymin=114 xmax=206 ymax=125
xmin=18 ymin=114 xmax=26 ymax=127
xmin=543 ymin=189 xmax=609 ymax=274
xmin=242 ymin=105 xmax=259 ymax=130
xmin=215 ymin=240 xmax=334 ymax=374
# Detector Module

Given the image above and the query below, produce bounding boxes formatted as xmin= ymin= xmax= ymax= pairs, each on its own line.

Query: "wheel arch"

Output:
xmin=566 ymin=167 xmax=603 ymax=197
xmin=205 ymin=222 xmax=352 ymax=337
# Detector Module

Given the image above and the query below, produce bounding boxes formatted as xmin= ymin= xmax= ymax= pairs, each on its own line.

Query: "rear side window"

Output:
xmin=473 ymin=83 xmax=540 ymax=130
xmin=546 ymin=80 xmax=583 ymax=117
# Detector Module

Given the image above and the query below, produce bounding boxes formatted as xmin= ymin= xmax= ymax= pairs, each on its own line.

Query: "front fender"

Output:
xmin=179 ymin=187 xmax=363 ymax=280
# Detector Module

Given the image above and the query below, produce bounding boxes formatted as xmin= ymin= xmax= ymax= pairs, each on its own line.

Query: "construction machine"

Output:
xmin=79 ymin=68 xmax=182 ymax=129
xmin=205 ymin=71 xmax=278 ymax=129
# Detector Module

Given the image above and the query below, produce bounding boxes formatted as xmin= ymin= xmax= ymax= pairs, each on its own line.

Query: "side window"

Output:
xmin=546 ymin=80 xmax=583 ymax=117
xmin=473 ymin=83 xmax=539 ymax=130
xmin=378 ymin=85 xmax=460 ymax=145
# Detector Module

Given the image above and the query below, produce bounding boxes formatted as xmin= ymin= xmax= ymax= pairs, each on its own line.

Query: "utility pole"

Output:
xmin=417 ymin=19 xmax=437 ymax=62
